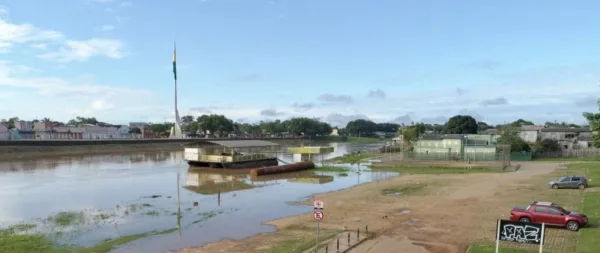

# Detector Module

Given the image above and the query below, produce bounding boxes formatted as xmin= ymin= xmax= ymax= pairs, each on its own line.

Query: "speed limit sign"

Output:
xmin=313 ymin=210 xmax=324 ymax=221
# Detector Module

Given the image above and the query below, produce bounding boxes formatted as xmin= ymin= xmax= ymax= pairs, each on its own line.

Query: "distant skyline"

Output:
xmin=1 ymin=0 xmax=599 ymax=127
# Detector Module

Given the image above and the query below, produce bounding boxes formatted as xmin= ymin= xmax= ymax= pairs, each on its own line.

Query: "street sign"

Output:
xmin=313 ymin=199 xmax=324 ymax=209
xmin=313 ymin=210 xmax=324 ymax=221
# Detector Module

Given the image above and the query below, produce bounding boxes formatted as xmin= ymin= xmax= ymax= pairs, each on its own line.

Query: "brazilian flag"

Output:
xmin=172 ymin=44 xmax=177 ymax=81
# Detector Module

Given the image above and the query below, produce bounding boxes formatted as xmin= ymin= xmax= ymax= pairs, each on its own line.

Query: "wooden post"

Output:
xmin=365 ymin=225 xmax=368 ymax=236
xmin=336 ymin=238 xmax=339 ymax=252
xmin=347 ymin=232 xmax=350 ymax=246
xmin=357 ymin=228 xmax=360 ymax=240
xmin=325 ymin=245 xmax=328 ymax=253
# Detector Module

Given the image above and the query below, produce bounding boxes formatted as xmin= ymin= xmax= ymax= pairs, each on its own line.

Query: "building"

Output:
xmin=539 ymin=127 xmax=592 ymax=149
xmin=13 ymin=120 xmax=35 ymax=139
xmin=0 ymin=123 xmax=9 ymax=140
xmin=414 ymin=134 xmax=498 ymax=161
xmin=518 ymin=125 xmax=544 ymax=144
xmin=330 ymin=128 xmax=339 ymax=136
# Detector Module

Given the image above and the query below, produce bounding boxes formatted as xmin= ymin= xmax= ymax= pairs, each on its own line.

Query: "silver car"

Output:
xmin=548 ymin=175 xmax=588 ymax=189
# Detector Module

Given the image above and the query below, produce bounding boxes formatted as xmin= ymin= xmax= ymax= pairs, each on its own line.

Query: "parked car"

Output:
xmin=509 ymin=201 xmax=588 ymax=231
xmin=548 ymin=175 xmax=588 ymax=189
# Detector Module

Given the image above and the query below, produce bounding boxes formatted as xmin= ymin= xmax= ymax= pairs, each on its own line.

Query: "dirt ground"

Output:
xmin=179 ymin=162 xmax=565 ymax=253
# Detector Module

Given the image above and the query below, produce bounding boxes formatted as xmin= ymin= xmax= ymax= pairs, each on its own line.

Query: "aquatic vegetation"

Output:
xmin=143 ymin=211 xmax=160 ymax=216
xmin=313 ymin=166 xmax=349 ymax=172
xmin=337 ymin=172 xmax=349 ymax=177
xmin=191 ymin=210 xmax=224 ymax=224
xmin=46 ymin=212 xmax=85 ymax=227
xmin=141 ymin=203 xmax=152 ymax=207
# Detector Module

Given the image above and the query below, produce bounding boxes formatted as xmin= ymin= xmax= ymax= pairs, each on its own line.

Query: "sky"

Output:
xmin=1 ymin=0 xmax=600 ymax=127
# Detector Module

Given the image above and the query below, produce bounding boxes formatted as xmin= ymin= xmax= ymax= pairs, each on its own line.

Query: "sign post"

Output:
xmin=313 ymin=199 xmax=325 ymax=253
xmin=495 ymin=219 xmax=545 ymax=253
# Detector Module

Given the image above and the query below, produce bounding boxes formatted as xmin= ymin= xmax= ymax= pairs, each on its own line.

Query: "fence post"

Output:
xmin=365 ymin=225 xmax=368 ymax=236
xmin=325 ymin=245 xmax=328 ymax=253
xmin=347 ymin=232 xmax=350 ymax=246
xmin=336 ymin=238 xmax=339 ymax=252
xmin=357 ymin=228 xmax=360 ymax=240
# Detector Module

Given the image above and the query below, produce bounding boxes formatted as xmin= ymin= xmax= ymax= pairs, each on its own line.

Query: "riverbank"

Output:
xmin=0 ymin=142 xmax=187 ymax=161
xmin=179 ymin=162 xmax=560 ymax=253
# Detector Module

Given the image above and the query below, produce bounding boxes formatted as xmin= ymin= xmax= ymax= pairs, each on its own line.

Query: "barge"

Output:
xmin=183 ymin=140 xmax=279 ymax=169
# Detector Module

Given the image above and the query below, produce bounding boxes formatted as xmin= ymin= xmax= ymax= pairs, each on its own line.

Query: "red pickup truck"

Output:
xmin=509 ymin=201 xmax=588 ymax=231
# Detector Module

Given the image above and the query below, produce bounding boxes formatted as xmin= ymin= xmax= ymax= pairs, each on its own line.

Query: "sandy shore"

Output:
xmin=177 ymin=162 xmax=562 ymax=253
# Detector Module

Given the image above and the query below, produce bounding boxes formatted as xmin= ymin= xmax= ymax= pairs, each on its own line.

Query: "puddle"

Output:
xmin=0 ymin=142 xmax=399 ymax=253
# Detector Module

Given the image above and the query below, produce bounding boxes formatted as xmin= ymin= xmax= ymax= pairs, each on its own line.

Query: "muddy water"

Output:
xmin=0 ymin=142 xmax=398 ymax=253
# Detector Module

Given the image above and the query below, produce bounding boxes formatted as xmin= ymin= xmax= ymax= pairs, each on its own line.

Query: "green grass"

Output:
xmin=313 ymin=165 xmax=350 ymax=172
xmin=328 ymin=152 xmax=378 ymax=164
xmin=567 ymin=162 xmax=600 ymax=253
xmin=337 ymin=172 xmax=349 ymax=177
xmin=46 ymin=212 xmax=85 ymax=227
xmin=143 ymin=210 xmax=160 ymax=216
xmin=0 ymin=225 xmax=179 ymax=253
xmin=381 ymin=184 xmax=427 ymax=195
xmin=468 ymin=245 xmax=536 ymax=253
xmin=534 ymin=157 xmax=600 ymax=162
xmin=370 ymin=165 xmax=505 ymax=174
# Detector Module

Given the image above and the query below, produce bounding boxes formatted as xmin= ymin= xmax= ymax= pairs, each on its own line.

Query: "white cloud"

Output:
xmin=0 ymin=61 xmax=153 ymax=122
xmin=0 ymin=15 xmax=63 ymax=52
xmin=0 ymin=11 xmax=126 ymax=62
xmin=100 ymin=25 xmax=115 ymax=32
xmin=120 ymin=2 xmax=132 ymax=7
xmin=37 ymin=39 xmax=126 ymax=62
xmin=30 ymin=43 xmax=47 ymax=50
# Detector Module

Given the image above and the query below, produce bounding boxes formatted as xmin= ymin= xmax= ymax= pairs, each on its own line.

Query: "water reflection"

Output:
xmin=0 ymin=141 xmax=394 ymax=253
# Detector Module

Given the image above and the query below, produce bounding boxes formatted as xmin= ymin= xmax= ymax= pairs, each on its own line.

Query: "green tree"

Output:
xmin=150 ymin=123 xmax=170 ymax=134
xmin=196 ymin=114 xmax=234 ymax=136
xmin=181 ymin=115 xmax=195 ymax=124
xmin=129 ymin=127 xmax=142 ymax=134
xmin=375 ymin=123 xmax=400 ymax=132
xmin=442 ymin=115 xmax=478 ymax=134
xmin=345 ymin=119 xmax=378 ymax=136
xmin=7 ymin=117 xmax=19 ymax=129
xmin=402 ymin=127 xmax=419 ymax=142
xmin=497 ymin=126 xmax=531 ymax=152
xmin=509 ymin=119 xmax=534 ymax=127
xmin=477 ymin=121 xmax=491 ymax=131
xmin=537 ymin=139 xmax=562 ymax=152
xmin=583 ymin=101 xmax=600 ymax=147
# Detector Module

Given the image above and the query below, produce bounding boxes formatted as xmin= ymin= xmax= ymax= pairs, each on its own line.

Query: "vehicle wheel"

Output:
xmin=519 ymin=217 xmax=531 ymax=223
xmin=552 ymin=184 xmax=559 ymax=189
xmin=567 ymin=221 xmax=580 ymax=231
xmin=578 ymin=184 xmax=586 ymax=189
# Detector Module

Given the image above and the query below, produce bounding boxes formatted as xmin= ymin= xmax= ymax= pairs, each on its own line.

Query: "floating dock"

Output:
xmin=287 ymin=146 xmax=334 ymax=162
xmin=184 ymin=140 xmax=279 ymax=169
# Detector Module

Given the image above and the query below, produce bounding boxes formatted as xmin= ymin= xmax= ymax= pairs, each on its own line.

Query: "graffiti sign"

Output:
xmin=497 ymin=219 xmax=545 ymax=245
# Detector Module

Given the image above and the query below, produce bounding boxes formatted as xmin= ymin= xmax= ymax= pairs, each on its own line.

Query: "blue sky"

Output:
xmin=1 ymin=0 xmax=599 ymax=127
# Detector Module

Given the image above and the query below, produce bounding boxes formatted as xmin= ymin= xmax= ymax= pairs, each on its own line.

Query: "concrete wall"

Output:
xmin=519 ymin=130 xmax=538 ymax=143
xmin=415 ymin=139 xmax=462 ymax=153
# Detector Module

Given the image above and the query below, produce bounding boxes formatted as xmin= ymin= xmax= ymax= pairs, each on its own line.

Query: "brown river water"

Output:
xmin=0 ymin=141 xmax=399 ymax=253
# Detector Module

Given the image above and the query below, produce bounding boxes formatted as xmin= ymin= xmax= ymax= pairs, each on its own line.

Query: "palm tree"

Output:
xmin=42 ymin=118 xmax=51 ymax=123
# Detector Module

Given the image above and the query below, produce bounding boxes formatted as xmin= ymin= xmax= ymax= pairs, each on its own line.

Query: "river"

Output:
xmin=0 ymin=141 xmax=398 ymax=252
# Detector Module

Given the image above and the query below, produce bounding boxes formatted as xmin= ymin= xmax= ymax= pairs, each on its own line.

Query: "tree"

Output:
xmin=196 ymin=114 xmax=234 ymax=136
xmin=375 ymin=123 xmax=399 ymax=133
xmin=509 ymin=119 xmax=534 ymax=127
xmin=181 ymin=115 xmax=195 ymax=124
xmin=402 ymin=127 xmax=419 ymax=142
xmin=583 ymin=100 xmax=600 ymax=147
xmin=129 ymin=127 xmax=142 ymax=134
xmin=442 ymin=115 xmax=477 ymax=134
xmin=537 ymin=139 xmax=562 ymax=152
xmin=345 ymin=119 xmax=378 ymax=136
xmin=477 ymin=121 xmax=491 ymax=131
xmin=150 ymin=123 xmax=170 ymax=134
xmin=283 ymin=117 xmax=331 ymax=136
xmin=497 ymin=126 xmax=531 ymax=152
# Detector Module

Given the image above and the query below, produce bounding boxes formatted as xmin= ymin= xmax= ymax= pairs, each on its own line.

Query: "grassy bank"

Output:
xmin=327 ymin=152 xmax=379 ymax=164
xmin=568 ymin=162 xmax=600 ymax=253
xmin=261 ymin=226 xmax=340 ymax=253
xmin=369 ymin=165 xmax=506 ymax=174
xmin=533 ymin=157 xmax=600 ymax=162
xmin=468 ymin=245 xmax=536 ymax=253
xmin=313 ymin=165 xmax=350 ymax=172
xmin=0 ymin=225 xmax=178 ymax=253
xmin=314 ymin=136 xmax=389 ymax=144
